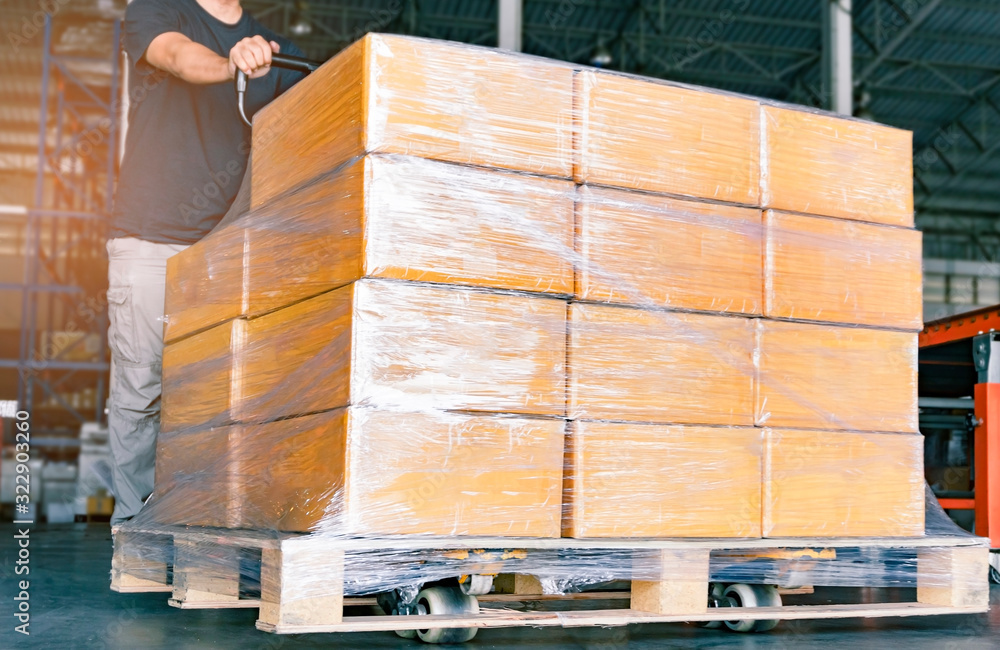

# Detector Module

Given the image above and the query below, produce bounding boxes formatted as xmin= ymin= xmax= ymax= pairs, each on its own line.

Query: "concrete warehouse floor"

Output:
xmin=2 ymin=523 xmax=999 ymax=649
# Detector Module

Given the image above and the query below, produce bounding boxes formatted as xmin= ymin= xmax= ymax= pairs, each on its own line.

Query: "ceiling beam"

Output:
xmin=918 ymin=186 xmax=1000 ymax=212
xmin=914 ymin=81 xmax=1000 ymax=205
xmin=868 ymin=83 xmax=991 ymax=99
xmin=526 ymin=19 xmax=818 ymax=55
xmin=947 ymin=0 xmax=1000 ymax=10
xmin=856 ymin=0 xmax=944 ymax=86
xmin=529 ymin=0 xmax=822 ymax=31
xmin=909 ymin=28 xmax=1000 ymax=49
xmin=859 ymin=54 xmax=1000 ymax=75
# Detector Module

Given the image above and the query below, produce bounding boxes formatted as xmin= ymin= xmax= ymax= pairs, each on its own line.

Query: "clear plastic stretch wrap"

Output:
xmin=116 ymin=34 xmax=988 ymax=614
xmin=760 ymin=106 xmax=914 ymax=227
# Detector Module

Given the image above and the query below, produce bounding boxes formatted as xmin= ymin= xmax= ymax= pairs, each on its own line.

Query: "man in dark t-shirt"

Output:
xmin=108 ymin=0 xmax=304 ymax=524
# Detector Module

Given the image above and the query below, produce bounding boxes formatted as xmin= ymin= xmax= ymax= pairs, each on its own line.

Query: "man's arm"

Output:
xmin=145 ymin=33 xmax=280 ymax=84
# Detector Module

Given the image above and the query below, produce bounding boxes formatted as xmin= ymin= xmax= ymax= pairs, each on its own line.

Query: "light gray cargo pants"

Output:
xmin=106 ymin=237 xmax=188 ymax=524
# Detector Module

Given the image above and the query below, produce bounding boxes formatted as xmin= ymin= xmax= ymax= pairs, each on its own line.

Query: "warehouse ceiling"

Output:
xmin=3 ymin=0 xmax=1000 ymax=259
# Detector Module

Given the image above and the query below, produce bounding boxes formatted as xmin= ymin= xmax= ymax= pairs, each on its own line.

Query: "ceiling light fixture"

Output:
xmin=289 ymin=1 xmax=313 ymax=37
xmin=590 ymin=43 xmax=612 ymax=68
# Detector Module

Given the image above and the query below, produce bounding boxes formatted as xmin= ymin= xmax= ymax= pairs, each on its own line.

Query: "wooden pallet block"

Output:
xmin=260 ymin=539 xmax=346 ymax=627
xmin=110 ymin=530 xmax=172 ymax=593
xmin=494 ymin=573 xmax=544 ymax=595
xmin=112 ymin=527 xmax=270 ymax=605
xmin=631 ymin=549 xmax=710 ymax=615
xmin=917 ymin=546 xmax=991 ymax=608
xmin=170 ymin=539 xmax=244 ymax=608
xmin=111 ymin=527 xmax=990 ymax=635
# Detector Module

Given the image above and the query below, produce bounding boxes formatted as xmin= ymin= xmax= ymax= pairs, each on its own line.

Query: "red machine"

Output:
xmin=920 ymin=305 xmax=1000 ymax=548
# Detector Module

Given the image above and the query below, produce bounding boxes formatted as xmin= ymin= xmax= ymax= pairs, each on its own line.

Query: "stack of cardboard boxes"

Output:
xmin=157 ymin=36 xmax=576 ymax=537
xmin=153 ymin=34 xmax=923 ymax=540
xmin=565 ymin=71 xmax=923 ymax=538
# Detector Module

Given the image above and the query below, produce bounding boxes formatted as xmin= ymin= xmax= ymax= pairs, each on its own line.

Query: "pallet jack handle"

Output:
xmin=236 ymin=52 xmax=322 ymax=127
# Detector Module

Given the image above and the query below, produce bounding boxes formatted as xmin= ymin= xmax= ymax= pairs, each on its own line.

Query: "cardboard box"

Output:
xmin=86 ymin=494 xmax=115 ymax=517
xmin=153 ymin=426 xmax=238 ymax=528
xmin=161 ymin=279 xmax=567 ymax=432
xmin=40 ymin=332 xmax=101 ymax=362
xmin=153 ymin=408 xmax=564 ymax=536
xmin=576 ymin=185 xmax=762 ymax=313
xmin=162 ymin=221 xmax=245 ymax=344
xmin=764 ymin=211 xmax=923 ymax=329
xmin=575 ymin=70 xmax=760 ymax=204
xmin=252 ymin=34 xmax=574 ymax=207
xmin=761 ymin=106 xmax=914 ymax=226
xmin=164 ymin=155 xmax=575 ymax=343
xmin=755 ymin=320 xmax=918 ymax=432
xmin=568 ymin=303 xmax=755 ymax=425
xmin=563 ymin=422 xmax=762 ymax=538
xmin=764 ymin=429 xmax=924 ymax=537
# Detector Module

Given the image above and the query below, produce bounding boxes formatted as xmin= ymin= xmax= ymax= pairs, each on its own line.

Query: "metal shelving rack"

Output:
xmin=3 ymin=14 xmax=120 ymax=441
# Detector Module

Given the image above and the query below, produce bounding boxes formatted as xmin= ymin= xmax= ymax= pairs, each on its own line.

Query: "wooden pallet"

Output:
xmin=110 ymin=527 xmax=991 ymax=636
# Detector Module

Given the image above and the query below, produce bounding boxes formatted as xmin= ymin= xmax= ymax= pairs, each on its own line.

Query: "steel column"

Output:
xmin=824 ymin=0 xmax=853 ymax=114
xmin=498 ymin=0 xmax=523 ymax=51
xmin=19 ymin=14 xmax=54 ymax=411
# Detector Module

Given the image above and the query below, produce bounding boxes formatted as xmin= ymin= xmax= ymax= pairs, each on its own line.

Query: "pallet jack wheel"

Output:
xmin=702 ymin=582 xmax=727 ymax=629
xmin=723 ymin=584 xmax=781 ymax=633
xmin=392 ymin=607 xmax=418 ymax=639
xmin=414 ymin=586 xmax=480 ymax=644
